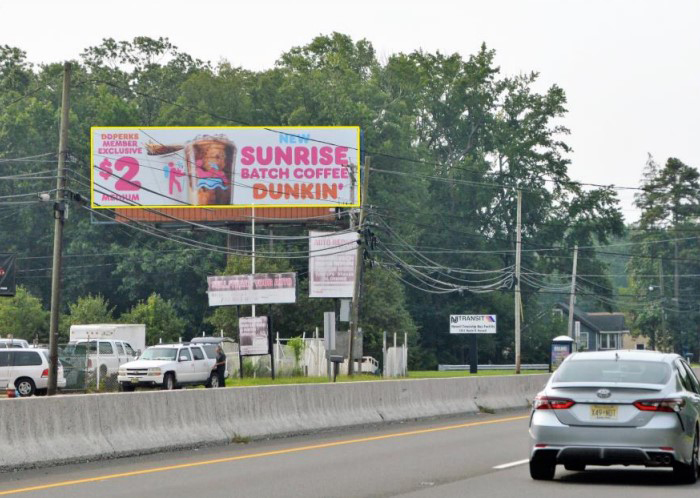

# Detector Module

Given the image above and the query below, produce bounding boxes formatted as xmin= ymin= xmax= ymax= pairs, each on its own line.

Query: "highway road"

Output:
xmin=1 ymin=408 xmax=699 ymax=497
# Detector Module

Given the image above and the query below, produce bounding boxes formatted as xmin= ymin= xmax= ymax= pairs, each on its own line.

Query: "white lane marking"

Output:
xmin=493 ymin=458 xmax=529 ymax=470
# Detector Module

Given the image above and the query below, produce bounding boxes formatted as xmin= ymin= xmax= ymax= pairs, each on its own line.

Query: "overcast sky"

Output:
xmin=2 ymin=0 xmax=698 ymax=222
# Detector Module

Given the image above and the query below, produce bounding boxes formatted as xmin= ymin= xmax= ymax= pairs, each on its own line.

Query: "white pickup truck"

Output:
xmin=117 ymin=344 xmax=218 ymax=391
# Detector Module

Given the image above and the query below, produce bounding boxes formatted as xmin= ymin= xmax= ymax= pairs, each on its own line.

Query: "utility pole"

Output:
xmin=658 ymin=258 xmax=666 ymax=351
xmin=47 ymin=62 xmax=71 ymax=396
xmin=673 ymin=239 xmax=680 ymax=353
xmin=514 ymin=190 xmax=522 ymax=374
xmin=567 ymin=245 xmax=579 ymax=338
xmin=349 ymin=157 xmax=370 ymax=376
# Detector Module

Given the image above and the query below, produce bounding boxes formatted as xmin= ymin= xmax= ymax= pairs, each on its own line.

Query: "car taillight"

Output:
xmin=633 ymin=399 xmax=684 ymax=413
xmin=41 ymin=369 xmax=48 ymax=378
xmin=87 ymin=359 xmax=92 ymax=368
xmin=534 ymin=395 xmax=575 ymax=410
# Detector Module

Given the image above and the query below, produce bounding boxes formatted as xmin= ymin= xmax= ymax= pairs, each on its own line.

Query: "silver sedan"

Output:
xmin=529 ymin=350 xmax=700 ymax=483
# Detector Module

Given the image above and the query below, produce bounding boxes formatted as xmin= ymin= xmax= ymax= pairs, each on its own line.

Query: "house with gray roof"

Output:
xmin=555 ymin=303 xmax=646 ymax=351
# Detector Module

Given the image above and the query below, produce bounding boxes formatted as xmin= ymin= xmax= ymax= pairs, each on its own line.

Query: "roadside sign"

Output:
xmin=449 ymin=315 xmax=497 ymax=334
xmin=239 ymin=316 xmax=269 ymax=356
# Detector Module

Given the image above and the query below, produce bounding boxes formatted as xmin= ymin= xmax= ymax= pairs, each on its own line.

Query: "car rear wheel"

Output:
xmin=208 ymin=373 xmax=219 ymax=388
xmin=674 ymin=430 xmax=699 ymax=484
xmin=530 ymin=454 xmax=556 ymax=480
xmin=162 ymin=373 xmax=176 ymax=391
xmin=15 ymin=378 xmax=36 ymax=397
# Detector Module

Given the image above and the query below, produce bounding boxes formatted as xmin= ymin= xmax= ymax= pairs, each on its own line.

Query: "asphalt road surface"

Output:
xmin=1 ymin=408 xmax=699 ymax=497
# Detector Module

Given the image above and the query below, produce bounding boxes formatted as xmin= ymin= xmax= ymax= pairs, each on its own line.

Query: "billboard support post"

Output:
xmin=251 ymin=206 xmax=256 ymax=318
xmin=349 ymin=157 xmax=370 ymax=376
xmin=268 ymin=304 xmax=275 ymax=380
xmin=48 ymin=62 xmax=71 ymax=396
xmin=469 ymin=335 xmax=478 ymax=374
xmin=237 ymin=305 xmax=243 ymax=379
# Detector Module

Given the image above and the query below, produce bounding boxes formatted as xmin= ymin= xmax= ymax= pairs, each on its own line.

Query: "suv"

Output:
xmin=0 ymin=339 xmax=30 ymax=349
xmin=0 ymin=348 xmax=66 ymax=396
xmin=64 ymin=339 xmax=138 ymax=379
xmin=117 ymin=344 xmax=216 ymax=391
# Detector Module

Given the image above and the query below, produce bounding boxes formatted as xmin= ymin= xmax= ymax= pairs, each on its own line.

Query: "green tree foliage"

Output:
xmin=0 ymin=34 xmax=629 ymax=367
xmin=120 ymin=293 xmax=185 ymax=345
xmin=0 ymin=286 xmax=48 ymax=341
xmin=67 ymin=294 xmax=115 ymax=325
xmin=628 ymin=156 xmax=700 ymax=354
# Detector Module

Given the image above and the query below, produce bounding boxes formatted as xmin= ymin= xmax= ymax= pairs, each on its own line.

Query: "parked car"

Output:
xmin=117 ymin=344 xmax=217 ymax=391
xmin=0 ymin=348 xmax=66 ymax=396
xmin=529 ymin=350 xmax=700 ymax=483
xmin=0 ymin=339 xmax=30 ymax=349
xmin=64 ymin=339 xmax=138 ymax=379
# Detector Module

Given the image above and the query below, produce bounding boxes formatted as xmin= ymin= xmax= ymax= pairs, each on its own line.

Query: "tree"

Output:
xmin=629 ymin=156 xmax=700 ymax=353
xmin=120 ymin=293 xmax=185 ymax=345
xmin=67 ymin=294 xmax=115 ymax=324
xmin=0 ymin=286 xmax=48 ymax=341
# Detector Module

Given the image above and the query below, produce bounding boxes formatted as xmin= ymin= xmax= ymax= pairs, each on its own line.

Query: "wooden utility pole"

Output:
xmin=349 ymin=157 xmax=370 ymax=376
xmin=48 ymin=62 xmax=71 ymax=395
xmin=567 ymin=245 xmax=579 ymax=338
xmin=514 ymin=190 xmax=522 ymax=374
xmin=658 ymin=258 xmax=666 ymax=351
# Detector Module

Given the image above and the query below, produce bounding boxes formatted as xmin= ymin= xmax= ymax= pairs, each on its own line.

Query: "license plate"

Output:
xmin=131 ymin=378 xmax=140 ymax=384
xmin=590 ymin=404 xmax=618 ymax=420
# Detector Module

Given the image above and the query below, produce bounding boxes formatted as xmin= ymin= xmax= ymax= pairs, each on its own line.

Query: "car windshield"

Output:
xmin=140 ymin=348 xmax=178 ymax=361
xmin=553 ymin=359 xmax=671 ymax=385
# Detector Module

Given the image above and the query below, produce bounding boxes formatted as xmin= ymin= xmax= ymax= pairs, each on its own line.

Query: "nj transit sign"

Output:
xmin=449 ymin=315 xmax=497 ymax=334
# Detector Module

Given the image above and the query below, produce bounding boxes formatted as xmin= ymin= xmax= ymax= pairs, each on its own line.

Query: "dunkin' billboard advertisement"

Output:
xmin=91 ymin=127 xmax=360 ymax=208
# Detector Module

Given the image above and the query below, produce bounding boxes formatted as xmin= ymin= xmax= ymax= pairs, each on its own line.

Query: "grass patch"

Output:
xmin=220 ymin=369 xmax=546 ymax=387
xmin=223 ymin=375 xmax=379 ymax=387
xmin=407 ymin=370 xmax=545 ymax=378
xmin=231 ymin=433 xmax=250 ymax=444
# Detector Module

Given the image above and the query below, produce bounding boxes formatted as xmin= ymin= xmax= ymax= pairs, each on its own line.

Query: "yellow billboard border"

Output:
xmin=90 ymin=126 xmax=362 ymax=209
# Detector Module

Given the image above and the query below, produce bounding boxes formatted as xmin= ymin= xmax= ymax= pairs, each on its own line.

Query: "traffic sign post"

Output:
xmin=450 ymin=315 xmax=497 ymax=374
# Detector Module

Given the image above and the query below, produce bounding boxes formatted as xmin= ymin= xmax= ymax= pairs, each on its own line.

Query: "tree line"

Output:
xmin=0 ymin=34 xmax=697 ymax=366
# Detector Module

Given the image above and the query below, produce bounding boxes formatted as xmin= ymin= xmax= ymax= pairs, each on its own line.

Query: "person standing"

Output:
xmin=214 ymin=345 xmax=227 ymax=388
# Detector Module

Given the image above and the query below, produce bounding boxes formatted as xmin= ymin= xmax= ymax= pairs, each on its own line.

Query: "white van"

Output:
xmin=0 ymin=348 xmax=66 ymax=396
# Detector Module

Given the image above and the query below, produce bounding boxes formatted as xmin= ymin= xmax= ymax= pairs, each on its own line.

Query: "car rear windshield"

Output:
xmin=553 ymin=359 xmax=671 ymax=385
xmin=200 ymin=344 xmax=217 ymax=359
xmin=140 ymin=348 xmax=178 ymax=361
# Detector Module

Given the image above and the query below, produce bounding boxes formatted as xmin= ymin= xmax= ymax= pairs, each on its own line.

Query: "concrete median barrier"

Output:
xmin=0 ymin=374 xmax=549 ymax=471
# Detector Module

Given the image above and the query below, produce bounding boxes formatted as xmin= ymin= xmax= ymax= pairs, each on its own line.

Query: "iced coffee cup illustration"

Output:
xmin=185 ymin=136 xmax=236 ymax=205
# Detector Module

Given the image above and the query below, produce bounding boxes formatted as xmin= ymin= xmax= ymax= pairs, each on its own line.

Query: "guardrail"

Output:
xmin=438 ymin=364 xmax=550 ymax=371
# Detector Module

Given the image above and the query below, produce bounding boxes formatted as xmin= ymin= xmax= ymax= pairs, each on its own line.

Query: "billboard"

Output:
xmin=207 ymin=273 xmax=296 ymax=306
xmin=309 ymin=231 xmax=358 ymax=298
xmin=449 ymin=315 xmax=497 ymax=334
xmin=91 ymin=127 xmax=360 ymax=208
xmin=0 ymin=254 xmax=16 ymax=297
xmin=239 ymin=316 xmax=269 ymax=356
